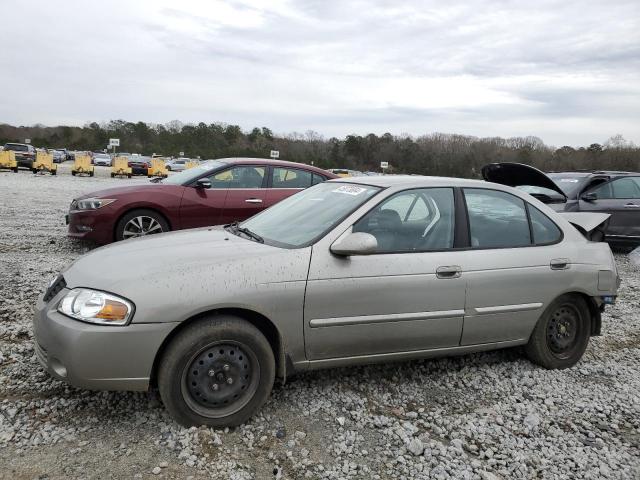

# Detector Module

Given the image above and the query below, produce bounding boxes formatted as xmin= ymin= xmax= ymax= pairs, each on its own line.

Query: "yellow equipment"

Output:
xmin=71 ymin=154 xmax=95 ymax=176
xmin=185 ymin=160 xmax=199 ymax=170
xmin=111 ymin=156 xmax=132 ymax=178
xmin=147 ymin=158 xmax=168 ymax=178
xmin=0 ymin=151 xmax=18 ymax=173
xmin=33 ymin=152 xmax=57 ymax=175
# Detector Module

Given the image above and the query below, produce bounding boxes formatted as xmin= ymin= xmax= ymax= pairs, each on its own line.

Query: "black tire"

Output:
xmin=114 ymin=208 xmax=170 ymax=241
xmin=158 ymin=315 xmax=275 ymax=427
xmin=89 ymin=171 xmax=94 ymax=177
xmin=166 ymin=166 xmax=172 ymax=171
xmin=32 ymin=168 xmax=37 ymax=174
xmin=110 ymin=173 xmax=115 ymax=178
xmin=52 ymin=170 xmax=57 ymax=176
xmin=525 ymin=294 xmax=591 ymax=369
xmin=12 ymin=167 xmax=18 ymax=173
xmin=127 ymin=173 xmax=132 ymax=178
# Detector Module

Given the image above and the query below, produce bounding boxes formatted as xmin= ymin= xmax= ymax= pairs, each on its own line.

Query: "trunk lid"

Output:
xmin=482 ymin=162 xmax=567 ymax=203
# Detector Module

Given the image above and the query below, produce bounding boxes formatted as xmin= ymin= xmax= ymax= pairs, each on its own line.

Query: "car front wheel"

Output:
xmin=525 ymin=294 xmax=591 ymax=369
xmin=158 ymin=315 xmax=275 ymax=427
xmin=115 ymin=209 xmax=169 ymax=241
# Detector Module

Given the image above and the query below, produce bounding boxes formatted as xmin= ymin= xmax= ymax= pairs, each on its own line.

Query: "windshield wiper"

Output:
xmin=225 ymin=222 xmax=264 ymax=243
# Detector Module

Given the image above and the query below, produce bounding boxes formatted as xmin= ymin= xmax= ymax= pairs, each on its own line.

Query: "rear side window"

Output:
xmin=272 ymin=167 xmax=313 ymax=188
xmin=464 ymin=189 xmax=531 ymax=248
xmin=529 ymin=205 xmax=562 ymax=244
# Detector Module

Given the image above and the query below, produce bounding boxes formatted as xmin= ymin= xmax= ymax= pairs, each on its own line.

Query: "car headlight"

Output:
xmin=71 ymin=198 xmax=116 ymax=211
xmin=58 ymin=288 xmax=134 ymax=326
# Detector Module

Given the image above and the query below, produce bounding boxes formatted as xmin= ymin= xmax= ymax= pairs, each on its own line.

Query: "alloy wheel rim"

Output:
xmin=122 ymin=216 xmax=163 ymax=238
xmin=181 ymin=341 xmax=260 ymax=418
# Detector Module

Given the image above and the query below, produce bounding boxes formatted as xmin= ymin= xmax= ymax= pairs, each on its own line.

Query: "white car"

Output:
xmin=94 ymin=154 xmax=112 ymax=167
xmin=166 ymin=158 xmax=192 ymax=172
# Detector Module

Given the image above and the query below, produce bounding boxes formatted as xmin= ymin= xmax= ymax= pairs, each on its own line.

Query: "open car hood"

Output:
xmin=482 ymin=163 xmax=567 ymax=203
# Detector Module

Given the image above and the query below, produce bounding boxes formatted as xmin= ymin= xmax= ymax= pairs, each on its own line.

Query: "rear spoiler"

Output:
xmin=559 ymin=212 xmax=610 ymax=242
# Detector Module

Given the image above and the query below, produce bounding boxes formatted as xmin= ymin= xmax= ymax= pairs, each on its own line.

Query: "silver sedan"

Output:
xmin=34 ymin=175 xmax=619 ymax=427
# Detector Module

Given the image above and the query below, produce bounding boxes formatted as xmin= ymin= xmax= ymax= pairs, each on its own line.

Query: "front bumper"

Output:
xmin=66 ymin=208 xmax=116 ymax=244
xmin=33 ymin=289 xmax=179 ymax=391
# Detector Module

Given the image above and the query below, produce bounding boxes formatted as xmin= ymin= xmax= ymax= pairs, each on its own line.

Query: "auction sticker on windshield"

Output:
xmin=333 ymin=185 xmax=368 ymax=195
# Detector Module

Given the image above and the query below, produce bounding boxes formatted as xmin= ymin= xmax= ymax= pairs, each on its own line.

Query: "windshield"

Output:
xmin=547 ymin=174 xmax=586 ymax=196
xmin=5 ymin=144 xmax=28 ymax=152
xmin=240 ymin=182 xmax=381 ymax=248
xmin=160 ymin=160 xmax=226 ymax=184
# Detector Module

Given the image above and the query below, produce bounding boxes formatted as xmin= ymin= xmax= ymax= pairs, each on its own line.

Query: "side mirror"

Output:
xmin=581 ymin=192 xmax=597 ymax=202
xmin=195 ymin=178 xmax=211 ymax=189
xmin=330 ymin=232 xmax=378 ymax=256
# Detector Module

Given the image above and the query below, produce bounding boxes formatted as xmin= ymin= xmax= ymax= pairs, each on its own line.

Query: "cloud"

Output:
xmin=0 ymin=0 xmax=638 ymax=146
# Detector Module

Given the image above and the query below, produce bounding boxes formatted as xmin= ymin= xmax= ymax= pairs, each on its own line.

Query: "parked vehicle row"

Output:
xmin=36 ymin=172 xmax=619 ymax=427
xmin=483 ymin=163 xmax=640 ymax=248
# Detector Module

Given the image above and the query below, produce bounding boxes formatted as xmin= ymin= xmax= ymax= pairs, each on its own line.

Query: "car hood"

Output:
xmin=482 ymin=162 xmax=567 ymax=202
xmin=61 ymin=227 xmax=312 ymax=312
xmin=75 ymin=183 xmax=170 ymax=200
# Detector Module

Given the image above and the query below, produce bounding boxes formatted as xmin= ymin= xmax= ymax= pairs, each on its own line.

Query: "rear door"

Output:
xmin=264 ymin=166 xmax=314 ymax=208
xmin=460 ymin=188 xmax=569 ymax=345
xmin=579 ymin=176 xmax=640 ymax=242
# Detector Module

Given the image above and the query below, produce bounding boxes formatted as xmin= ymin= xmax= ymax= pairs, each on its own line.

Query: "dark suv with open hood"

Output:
xmin=483 ymin=163 xmax=640 ymax=248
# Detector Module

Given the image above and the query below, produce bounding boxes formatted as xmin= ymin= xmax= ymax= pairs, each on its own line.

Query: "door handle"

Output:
xmin=550 ymin=258 xmax=570 ymax=270
xmin=245 ymin=198 xmax=263 ymax=204
xmin=624 ymin=203 xmax=640 ymax=208
xmin=436 ymin=266 xmax=462 ymax=279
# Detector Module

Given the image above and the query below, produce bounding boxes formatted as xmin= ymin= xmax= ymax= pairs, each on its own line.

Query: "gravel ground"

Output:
xmin=1 ymin=165 xmax=639 ymax=479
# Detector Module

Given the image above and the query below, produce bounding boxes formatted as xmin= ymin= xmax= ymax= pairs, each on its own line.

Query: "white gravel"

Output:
xmin=1 ymin=166 xmax=639 ymax=479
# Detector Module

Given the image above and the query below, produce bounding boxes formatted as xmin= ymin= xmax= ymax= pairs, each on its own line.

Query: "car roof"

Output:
xmin=220 ymin=157 xmax=337 ymax=177
xmin=329 ymin=174 xmax=489 ymax=189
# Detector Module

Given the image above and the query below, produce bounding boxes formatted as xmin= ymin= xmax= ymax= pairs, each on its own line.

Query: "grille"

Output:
xmin=43 ymin=275 xmax=66 ymax=303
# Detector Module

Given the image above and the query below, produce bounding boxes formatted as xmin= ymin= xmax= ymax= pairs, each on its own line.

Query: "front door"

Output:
xmin=179 ymin=186 xmax=228 ymax=229
xmin=579 ymin=176 xmax=640 ymax=242
xmin=304 ymin=187 xmax=466 ymax=360
xmin=218 ymin=165 xmax=268 ymax=224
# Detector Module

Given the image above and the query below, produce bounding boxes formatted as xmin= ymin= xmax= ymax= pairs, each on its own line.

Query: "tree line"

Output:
xmin=1 ymin=121 xmax=638 ymax=177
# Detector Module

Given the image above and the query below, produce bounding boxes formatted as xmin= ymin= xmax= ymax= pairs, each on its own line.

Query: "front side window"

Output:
xmin=591 ymin=177 xmax=640 ymax=199
xmin=241 ymin=182 xmax=380 ymax=248
xmin=209 ymin=166 xmax=266 ymax=189
xmin=464 ymin=189 xmax=531 ymax=248
xmin=311 ymin=174 xmax=326 ymax=185
xmin=272 ymin=167 xmax=313 ymax=188
xmin=353 ymin=188 xmax=455 ymax=252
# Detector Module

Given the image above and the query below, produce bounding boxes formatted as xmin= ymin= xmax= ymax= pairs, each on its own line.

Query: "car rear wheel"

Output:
xmin=525 ymin=294 xmax=591 ymax=369
xmin=115 ymin=209 xmax=169 ymax=241
xmin=158 ymin=315 xmax=275 ymax=427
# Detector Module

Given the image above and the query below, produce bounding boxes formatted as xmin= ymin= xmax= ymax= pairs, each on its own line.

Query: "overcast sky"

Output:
xmin=1 ymin=0 xmax=639 ymax=146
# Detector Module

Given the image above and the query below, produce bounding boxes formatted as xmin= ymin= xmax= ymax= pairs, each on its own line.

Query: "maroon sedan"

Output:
xmin=66 ymin=158 xmax=337 ymax=244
